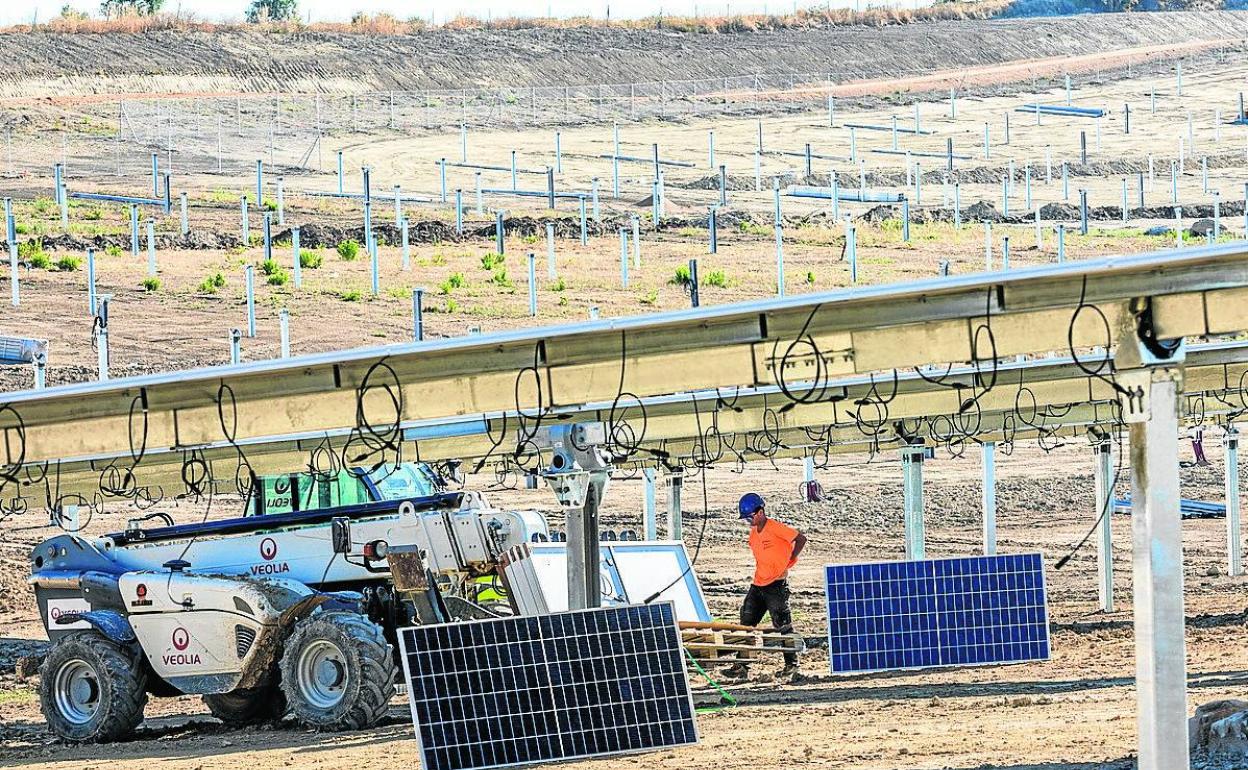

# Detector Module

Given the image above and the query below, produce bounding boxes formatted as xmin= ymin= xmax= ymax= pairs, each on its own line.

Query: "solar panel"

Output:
xmin=397 ymin=602 xmax=698 ymax=770
xmin=824 ymin=553 xmax=1050 ymax=674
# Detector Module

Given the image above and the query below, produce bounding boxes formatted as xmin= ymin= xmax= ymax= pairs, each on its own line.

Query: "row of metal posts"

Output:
xmin=641 ymin=469 xmax=686 ymax=541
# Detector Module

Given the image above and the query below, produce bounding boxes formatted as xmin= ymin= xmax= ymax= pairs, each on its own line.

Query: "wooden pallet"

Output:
xmin=679 ymin=620 xmax=803 ymax=665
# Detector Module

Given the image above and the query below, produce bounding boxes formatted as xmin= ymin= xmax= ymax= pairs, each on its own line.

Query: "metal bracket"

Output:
xmin=1115 ymin=298 xmax=1187 ymax=424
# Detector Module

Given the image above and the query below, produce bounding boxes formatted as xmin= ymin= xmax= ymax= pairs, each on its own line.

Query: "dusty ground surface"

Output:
xmin=2 ymin=13 xmax=1248 ymax=770
xmin=0 ymin=442 xmax=1247 ymax=770
xmin=3 ymin=56 xmax=1248 ymax=391
xmin=0 ymin=12 xmax=1246 ymax=97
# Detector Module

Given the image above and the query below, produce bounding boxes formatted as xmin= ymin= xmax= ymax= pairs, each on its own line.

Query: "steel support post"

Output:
xmin=1226 ymin=430 xmax=1242 ymax=577
xmin=412 ymin=287 xmax=425 ymax=342
xmin=279 ymin=310 xmax=290 ymax=359
xmin=244 ymin=265 xmax=256 ymax=338
xmin=982 ymin=441 xmax=997 ymax=555
xmin=902 ymin=445 xmax=926 ymax=560
xmin=643 ymin=468 xmax=658 ymax=541
xmin=291 ymin=227 xmax=302 ymax=288
xmin=567 ymin=473 xmax=605 ymax=611
xmin=96 ymin=296 xmax=110 ymax=381
xmin=666 ymin=471 xmax=684 ymax=541
xmin=1125 ymin=364 xmax=1189 ymax=770
xmin=527 ymin=252 xmax=537 ymax=316
xmin=1094 ymin=440 xmax=1115 ymax=613
xmin=86 ymin=248 xmax=96 ymax=313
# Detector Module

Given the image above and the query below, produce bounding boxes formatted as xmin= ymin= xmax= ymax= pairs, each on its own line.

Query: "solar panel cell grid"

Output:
xmin=398 ymin=603 xmax=698 ymax=770
xmin=824 ymin=553 xmax=1050 ymax=674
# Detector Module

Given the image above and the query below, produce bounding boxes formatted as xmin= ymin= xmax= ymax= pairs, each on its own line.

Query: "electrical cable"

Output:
xmin=644 ymin=393 xmax=712 ymax=604
xmin=1056 ymin=430 xmax=1126 ymax=571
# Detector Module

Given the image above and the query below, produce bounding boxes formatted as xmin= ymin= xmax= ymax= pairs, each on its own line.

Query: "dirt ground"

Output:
xmin=1 ymin=12 xmax=1246 ymax=97
xmin=3 ymin=14 xmax=1248 ymax=770
xmin=4 ymin=56 xmax=1248 ymax=391
xmin=1 ymin=441 xmax=1247 ymax=770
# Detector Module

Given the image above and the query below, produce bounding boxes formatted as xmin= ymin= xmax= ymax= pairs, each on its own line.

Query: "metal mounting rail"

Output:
xmin=2 ymin=242 xmax=1248 ymax=471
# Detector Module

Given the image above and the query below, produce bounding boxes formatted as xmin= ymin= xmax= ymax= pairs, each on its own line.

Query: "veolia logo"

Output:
xmin=252 ymin=536 xmax=289 ymax=575
xmin=50 ymin=606 xmax=63 ymax=621
xmin=164 ymin=626 xmax=201 ymax=667
xmin=260 ymin=537 xmax=278 ymax=561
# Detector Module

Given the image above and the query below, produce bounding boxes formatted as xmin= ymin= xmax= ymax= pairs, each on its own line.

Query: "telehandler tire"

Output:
xmin=39 ymin=632 xmax=148 ymax=743
xmin=280 ymin=611 xmax=396 ymax=731
xmin=203 ymin=683 xmax=287 ymax=726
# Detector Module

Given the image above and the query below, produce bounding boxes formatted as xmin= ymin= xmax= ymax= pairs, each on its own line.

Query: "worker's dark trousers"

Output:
xmin=740 ymin=579 xmax=797 ymax=665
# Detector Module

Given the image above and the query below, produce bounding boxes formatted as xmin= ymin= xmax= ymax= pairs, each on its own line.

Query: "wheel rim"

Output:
xmin=296 ymin=640 xmax=348 ymax=710
xmin=54 ymin=659 xmax=100 ymax=725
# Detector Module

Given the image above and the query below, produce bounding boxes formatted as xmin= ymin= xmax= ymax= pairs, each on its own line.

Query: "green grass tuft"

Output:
xmin=337 ymin=239 xmax=360 ymax=260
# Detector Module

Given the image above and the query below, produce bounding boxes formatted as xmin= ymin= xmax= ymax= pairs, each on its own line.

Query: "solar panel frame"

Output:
xmin=823 ymin=552 xmax=1051 ymax=675
xmin=397 ymin=602 xmax=699 ymax=770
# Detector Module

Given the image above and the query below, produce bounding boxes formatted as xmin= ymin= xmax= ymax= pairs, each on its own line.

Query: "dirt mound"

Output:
xmin=3 ymin=232 xmax=243 ymax=253
xmin=1 ymin=12 xmax=1246 ymax=97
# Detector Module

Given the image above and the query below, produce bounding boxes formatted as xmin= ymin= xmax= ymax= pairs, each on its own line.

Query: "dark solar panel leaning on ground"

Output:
xmin=397 ymin=602 xmax=699 ymax=770
xmin=824 ymin=552 xmax=1050 ymax=674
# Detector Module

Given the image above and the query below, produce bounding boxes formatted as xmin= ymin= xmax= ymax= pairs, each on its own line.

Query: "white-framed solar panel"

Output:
xmin=527 ymin=541 xmax=712 ymax=622
xmin=824 ymin=552 xmax=1050 ymax=674
xmin=397 ymin=602 xmax=699 ymax=770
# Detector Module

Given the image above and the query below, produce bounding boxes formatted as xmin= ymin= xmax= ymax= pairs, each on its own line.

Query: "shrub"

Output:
xmin=267 ymin=268 xmax=290 ymax=286
xmin=83 ymin=207 xmax=103 ymax=221
xmin=445 ymin=298 xmax=459 ymax=313
xmin=805 ymin=271 xmax=816 ymax=285
xmin=705 ymin=270 xmax=729 ymax=288
xmin=142 ymin=277 xmax=161 ymax=292
xmin=491 ymin=269 xmax=513 ymax=289
xmin=105 ymin=244 xmax=122 ymax=257
xmin=640 ymin=289 xmax=659 ymax=306
xmin=551 ymin=277 xmax=567 ymax=292
xmin=337 ymin=239 xmax=360 ymax=260
xmin=299 ymin=250 xmax=323 ymax=269
xmin=669 ymin=265 xmax=692 ymax=286
xmin=339 ymin=289 xmax=362 ymax=302
xmin=480 ymin=252 xmax=504 ymax=270
xmin=19 ymin=239 xmax=50 ymax=268
xmin=438 ymin=272 xmax=466 ymax=294
xmin=878 ymin=218 xmax=903 ymax=234
xmin=260 ymin=258 xmax=281 ymax=276
xmin=198 ymin=272 xmax=227 ymax=293
xmin=737 ymin=220 xmax=770 ymax=236
xmin=55 ymin=256 xmax=81 ymax=272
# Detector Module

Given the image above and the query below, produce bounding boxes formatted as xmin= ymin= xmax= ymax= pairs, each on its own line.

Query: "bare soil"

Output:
xmin=1 ymin=442 xmax=1247 ymax=770
xmin=0 ymin=12 xmax=1246 ymax=98
xmin=2 ymin=14 xmax=1248 ymax=770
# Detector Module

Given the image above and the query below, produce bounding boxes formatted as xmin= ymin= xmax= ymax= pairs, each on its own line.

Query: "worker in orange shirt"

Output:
xmin=734 ymin=492 xmax=806 ymax=674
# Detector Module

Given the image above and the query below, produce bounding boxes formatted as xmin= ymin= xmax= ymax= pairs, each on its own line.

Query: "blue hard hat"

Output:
xmin=738 ymin=492 xmax=765 ymax=518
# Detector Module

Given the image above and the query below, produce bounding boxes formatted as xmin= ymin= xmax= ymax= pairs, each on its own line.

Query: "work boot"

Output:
xmin=779 ymin=661 xmax=801 ymax=681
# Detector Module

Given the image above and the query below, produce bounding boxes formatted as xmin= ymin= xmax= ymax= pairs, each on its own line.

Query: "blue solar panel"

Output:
xmin=824 ymin=553 xmax=1050 ymax=674
xmin=397 ymin=602 xmax=698 ymax=770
